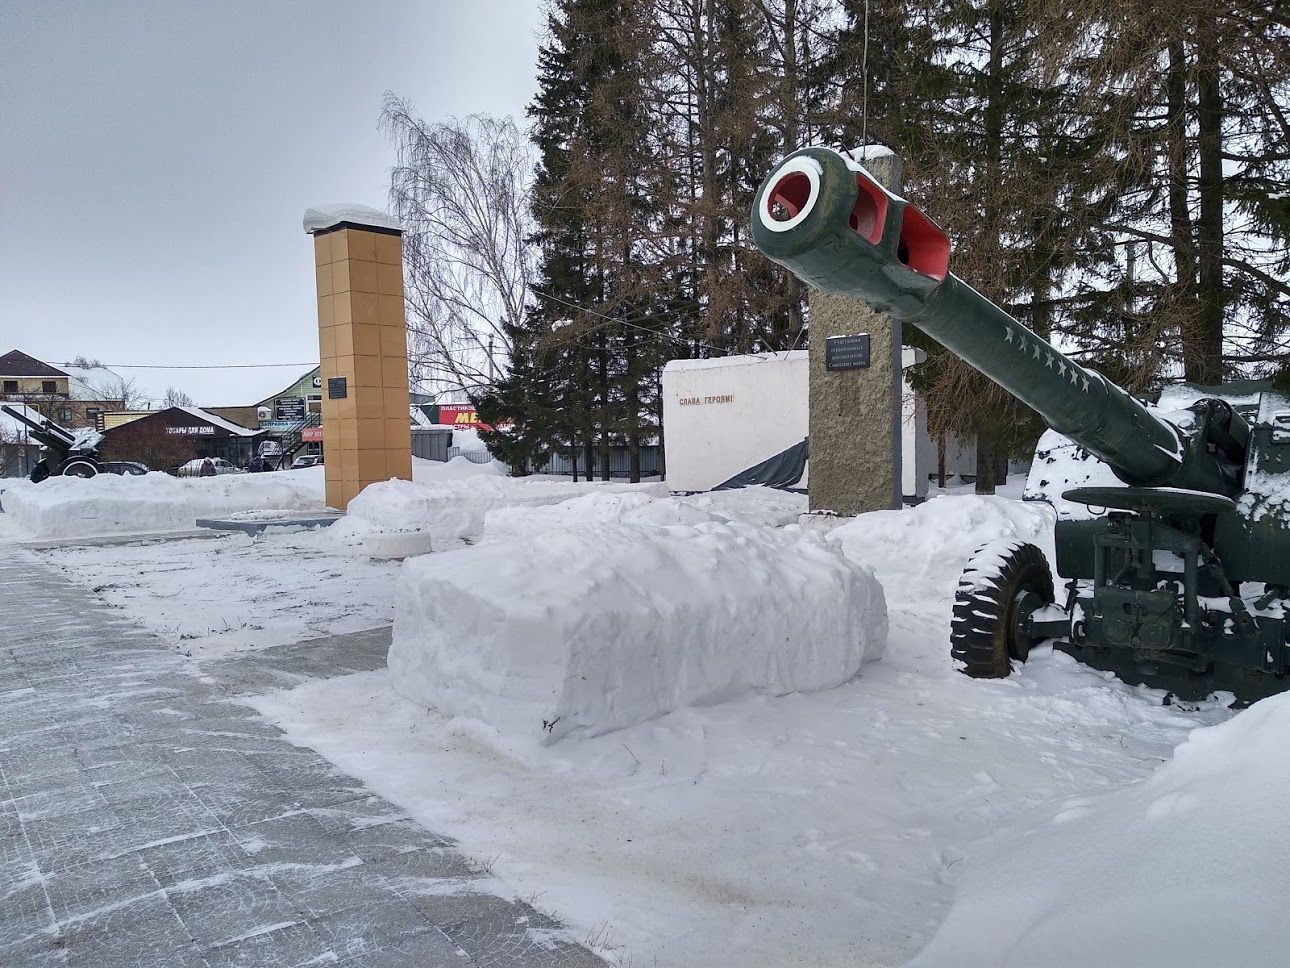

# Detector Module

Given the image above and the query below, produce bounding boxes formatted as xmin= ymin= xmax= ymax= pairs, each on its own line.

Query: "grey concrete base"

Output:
xmin=195 ymin=513 xmax=344 ymax=536
xmin=0 ymin=552 xmax=603 ymax=967
xmin=17 ymin=530 xmax=226 ymax=550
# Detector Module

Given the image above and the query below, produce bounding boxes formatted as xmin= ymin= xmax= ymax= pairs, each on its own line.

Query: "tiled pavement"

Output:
xmin=0 ymin=549 xmax=603 ymax=967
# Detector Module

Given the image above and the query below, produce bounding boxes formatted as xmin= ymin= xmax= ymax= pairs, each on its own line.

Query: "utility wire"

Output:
xmin=50 ymin=361 xmax=317 ymax=370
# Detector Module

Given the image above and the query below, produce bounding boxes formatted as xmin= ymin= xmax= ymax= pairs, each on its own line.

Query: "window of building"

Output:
xmin=86 ymin=407 xmax=101 ymax=425
xmin=58 ymin=408 xmax=71 ymax=422
xmin=2 ymin=381 xmax=17 ymax=394
xmin=42 ymin=381 xmax=57 ymax=393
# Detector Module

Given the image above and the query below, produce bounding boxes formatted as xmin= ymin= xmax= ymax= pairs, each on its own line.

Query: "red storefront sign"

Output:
xmin=301 ymin=426 xmax=323 ymax=442
xmin=436 ymin=404 xmax=491 ymax=430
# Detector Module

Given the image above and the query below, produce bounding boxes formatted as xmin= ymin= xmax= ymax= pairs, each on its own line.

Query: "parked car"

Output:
xmin=100 ymin=461 xmax=149 ymax=476
xmin=290 ymin=454 xmax=322 ymax=469
xmin=177 ymin=457 xmax=239 ymax=477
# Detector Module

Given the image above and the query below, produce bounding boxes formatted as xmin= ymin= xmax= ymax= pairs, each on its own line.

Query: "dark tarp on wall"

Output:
xmin=714 ymin=437 xmax=809 ymax=491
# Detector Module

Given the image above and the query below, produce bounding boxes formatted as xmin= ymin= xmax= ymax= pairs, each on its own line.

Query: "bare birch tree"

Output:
xmin=381 ymin=97 xmax=534 ymax=397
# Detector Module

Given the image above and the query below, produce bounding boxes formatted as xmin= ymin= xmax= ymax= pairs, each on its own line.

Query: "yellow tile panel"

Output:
xmin=374 ymin=233 xmax=402 ymax=265
xmin=386 ymin=448 xmax=412 ymax=481
xmin=349 ymin=259 xmax=379 ymax=294
xmin=351 ymin=323 xmax=381 ymax=357
xmin=379 ymin=327 xmax=407 ymax=358
xmin=330 ymin=260 xmax=352 ymax=294
xmin=383 ymin=387 xmax=409 ymax=415
xmin=384 ymin=418 xmax=410 ymax=449
xmin=346 ymin=229 xmax=378 ymax=262
xmin=376 ymin=263 xmax=403 ymax=296
xmin=378 ymin=294 xmax=405 ymax=328
xmin=354 ymin=355 xmax=382 ymax=388
xmin=316 ymin=295 xmax=334 ymax=327
xmin=381 ymin=357 xmax=409 ymax=389
xmin=332 ymin=292 xmax=354 ymax=326
xmin=358 ymin=449 xmax=387 ymax=481
xmin=313 ymin=233 xmax=332 ymax=266
xmin=356 ymin=417 xmax=383 ymax=446
xmin=333 ymin=326 xmax=354 ymax=358
xmin=351 ymin=291 xmax=380 ymax=325
xmin=314 ymin=264 xmax=332 ymax=297
xmin=331 ymin=230 xmax=349 ymax=263
xmin=318 ymin=326 xmax=336 ymax=362
xmin=355 ymin=389 xmax=384 ymax=420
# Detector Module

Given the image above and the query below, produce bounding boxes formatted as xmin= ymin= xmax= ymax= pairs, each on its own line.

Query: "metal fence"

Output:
xmin=446 ymin=447 xmax=493 ymax=464
xmin=537 ymin=446 xmax=661 ymax=479
xmin=411 ymin=429 xmax=452 ymax=462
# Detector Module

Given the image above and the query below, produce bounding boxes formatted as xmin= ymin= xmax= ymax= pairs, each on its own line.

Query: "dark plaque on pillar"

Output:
xmin=327 ymin=377 xmax=348 ymax=399
xmin=825 ymin=334 xmax=871 ymax=371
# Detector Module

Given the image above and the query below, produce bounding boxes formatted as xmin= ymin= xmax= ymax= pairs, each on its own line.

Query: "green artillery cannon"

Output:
xmin=751 ymin=146 xmax=1290 ymax=702
xmin=1 ymin=405 xmax=104 ymax=482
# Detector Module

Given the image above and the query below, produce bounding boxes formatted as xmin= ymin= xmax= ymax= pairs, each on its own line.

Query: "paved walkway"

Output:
xmin=0 ymin=549 xmax=603 ymax=967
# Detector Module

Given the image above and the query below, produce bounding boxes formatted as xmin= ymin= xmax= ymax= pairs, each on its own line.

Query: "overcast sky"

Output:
xmin=1 ymin=0 xmax=544 ymax=405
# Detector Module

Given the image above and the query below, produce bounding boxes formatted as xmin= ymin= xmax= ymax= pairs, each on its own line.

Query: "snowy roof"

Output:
xmin=61 ymin=364 xmax=125 ymax=401
xmin=172 ymin=406 xmax=260 ymax=436
xmin=663 ymin=350 xmax=807 ymax=373
xmin=0 ymin=350 xmax=65 ymax=378
xmin=303 ymin=204 xmax=402 ymax=235
xmin=0 ymin=402 xmax=43 ymax=440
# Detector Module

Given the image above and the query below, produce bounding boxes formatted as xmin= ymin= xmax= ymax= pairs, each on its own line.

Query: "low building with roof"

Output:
xmin=99 ymin=406 xmax=263 ymax=473
xmin=0 ymin=350 xmax=126 ymax=430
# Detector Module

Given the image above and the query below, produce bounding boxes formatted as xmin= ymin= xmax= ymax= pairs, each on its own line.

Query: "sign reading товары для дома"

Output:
xmin=825 ymin=333 xmax=871 ymax=371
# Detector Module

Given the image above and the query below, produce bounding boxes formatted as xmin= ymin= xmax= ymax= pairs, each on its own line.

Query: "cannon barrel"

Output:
xmin=751 ymin=148 xmax=1234 ymax=495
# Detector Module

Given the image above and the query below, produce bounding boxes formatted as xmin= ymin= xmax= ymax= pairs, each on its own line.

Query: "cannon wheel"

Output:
xmin=57 ymin=458 xmax=99 ymax=479
xmin=951 ymin=541 xmax=1054 ymax=678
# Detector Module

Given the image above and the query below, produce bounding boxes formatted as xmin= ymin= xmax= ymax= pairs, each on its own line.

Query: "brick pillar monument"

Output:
xmin=808 ymin=152 xmax=904 ymax=516
xmin=304 ymin=205 xmax=412 ymax=510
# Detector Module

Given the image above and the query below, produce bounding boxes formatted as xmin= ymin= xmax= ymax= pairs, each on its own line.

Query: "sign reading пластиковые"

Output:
xmin=825 ymin=333 xmax=871 ymax=371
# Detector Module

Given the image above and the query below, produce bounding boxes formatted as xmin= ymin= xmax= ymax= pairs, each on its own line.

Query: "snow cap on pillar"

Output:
xmin=302 ymin=203 xmax=403 ymax=236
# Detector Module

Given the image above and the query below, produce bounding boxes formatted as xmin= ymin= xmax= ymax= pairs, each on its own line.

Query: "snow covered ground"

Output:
xmin=21 ymin=473 xmax=1252 ymax=966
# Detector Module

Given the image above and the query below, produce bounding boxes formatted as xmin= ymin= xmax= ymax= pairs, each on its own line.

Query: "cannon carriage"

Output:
xmin=751 ymin=147 xmax=1290 ymax=702
xmin=1 ymin=405 xmax=105 ymax=482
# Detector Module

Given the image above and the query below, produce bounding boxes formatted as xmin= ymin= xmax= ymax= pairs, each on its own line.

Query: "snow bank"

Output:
xmin=485 ymin=490 xmax=721 ymax=542
xmin=412 ymin=455 xmax=506 ymax=481
xmin=909 ymin=692 xmax=1290 ymax=967
xmin=344 ymin=475 xmax=655 ymax=547
xmin=389 ymin=520 xmax=887 ymax=743
xmin=4 ymin=468 xmax=324 ymax=539
xmin=828 ymin=495 xmax=1055 ymax=609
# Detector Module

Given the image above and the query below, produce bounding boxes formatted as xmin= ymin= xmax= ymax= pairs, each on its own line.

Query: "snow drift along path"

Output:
xmin=389 ymin=519 xmax=887 ymax=743
xmin=910 ymin=690 xmax=1290 ymax=967
xmin=4 ymin=468 xmax=326 ymax=539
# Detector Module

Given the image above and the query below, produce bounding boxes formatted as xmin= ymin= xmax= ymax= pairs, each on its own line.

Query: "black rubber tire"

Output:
xmin=58 ymin=458 xmax=99 ymax=478
xmin=951 ymin=543 xmax=1054 ymax=679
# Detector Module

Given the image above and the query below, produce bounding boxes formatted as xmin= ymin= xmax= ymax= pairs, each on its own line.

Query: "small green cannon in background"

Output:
xmin=2 ymin=405 xmax=104 ymax=482
xmin=752 ymin=146 xmax=1290 ymax=702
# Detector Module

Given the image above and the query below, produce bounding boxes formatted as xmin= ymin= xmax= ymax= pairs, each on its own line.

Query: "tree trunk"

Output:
xmin=1192 ymin=14 xmax=1225 ymax=385
xmin=975 ymin=430 xmax=997 ymax=495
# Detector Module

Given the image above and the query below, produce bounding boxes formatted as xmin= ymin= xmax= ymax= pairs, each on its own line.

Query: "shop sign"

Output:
xmin=275 ymin=396 xmax=306 ymax=420
xmin=301 ymin=426 xmax=323 ymax=442
xmin=166 ymin=425 xmax=215 ymax=436
xmin=435 ymin=403 xmax=490 ymax=430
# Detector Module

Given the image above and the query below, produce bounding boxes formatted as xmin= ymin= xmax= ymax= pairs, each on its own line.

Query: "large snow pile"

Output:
xmin=389 ymin=520 xmax=887 ymax=743
xmin=485 ymin=490 xmax=724 ymax=542
xmin=909 ymin=691 xmax=1290 ymax=967
xmin=828 ymin=495 xmax=1055 ymax=609
xmin=4 ymin=468 xmax=324 ymax=539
